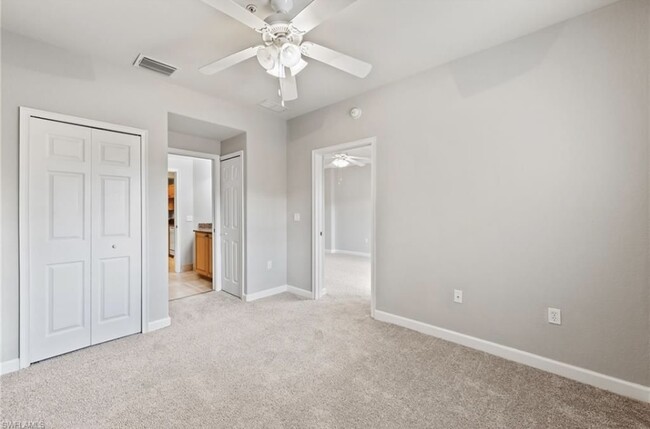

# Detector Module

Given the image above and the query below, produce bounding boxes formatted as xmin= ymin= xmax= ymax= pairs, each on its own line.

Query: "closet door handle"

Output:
xmin=112 ymin=244 xmax=117 ymax=249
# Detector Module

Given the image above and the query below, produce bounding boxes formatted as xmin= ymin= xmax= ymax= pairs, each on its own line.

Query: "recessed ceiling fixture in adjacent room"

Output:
xmin=199 ymin=0 xmax=373 ymax=106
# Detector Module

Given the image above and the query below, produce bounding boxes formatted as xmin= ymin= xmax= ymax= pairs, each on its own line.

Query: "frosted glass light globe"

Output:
xmin=280 ymin=43 xmax=301 ymax=68
xmin=256 ymin=46 xmax=276 ymax=70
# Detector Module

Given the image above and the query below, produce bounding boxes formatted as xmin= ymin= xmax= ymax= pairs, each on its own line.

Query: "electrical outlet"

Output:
xmin=267 ymin=260 xmax=273 ymax=270
xmin=293 ymin=213 xmax=301 ymax=222
xmin=548 ymin=308 xmax=561 ymax=325
xmin=454 ymin=289 xmax=463 ymax=304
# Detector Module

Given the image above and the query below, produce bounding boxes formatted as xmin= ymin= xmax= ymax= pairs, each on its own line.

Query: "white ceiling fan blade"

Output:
xmin=202 ymin=0 xmax=268 ymax=30
xmin=280 ymin=75 xmax=298 ymax=101
xmin=199 ymin=46 xmax=260 ymax=75
xmin=348 ymin=156 xmax=371 ymax=162
xmin=325 ymin=163 xmax=337 ymax=169
xmin=301 ymin=42 xmax=372 ymax=78
xmin=348 ymin=159 xmax=366 ymax=167
xmin=291 ymin=0 xmax=357 ymax=34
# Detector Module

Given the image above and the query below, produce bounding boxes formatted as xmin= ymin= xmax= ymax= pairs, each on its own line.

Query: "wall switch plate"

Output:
xmin=267 ymin=260 xmax=272 ymax=270
xmin=454 ymin=289 xmax=463 ymax=304
xmin=186 ymin=215 xmax=193 ymax=222
xmin=548 ymin=308 xmax=561 ymax=325
xmin=294 ymin=213 xmax=301 ymax=222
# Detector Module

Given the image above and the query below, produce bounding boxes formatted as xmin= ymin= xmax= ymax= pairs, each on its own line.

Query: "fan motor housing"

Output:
xmin=262 ymin=21 xmax=302 ymax=46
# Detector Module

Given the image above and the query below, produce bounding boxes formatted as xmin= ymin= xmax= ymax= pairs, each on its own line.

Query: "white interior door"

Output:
xmin=220 ymin=155 xmax=243 ymax=298
xmin=28 ymin=118 xmax=92 ymax=362
xmin=91 ymin=129 xmax=142 ymax=345
xmin=27 ymin=118 xmax=142 ymax=363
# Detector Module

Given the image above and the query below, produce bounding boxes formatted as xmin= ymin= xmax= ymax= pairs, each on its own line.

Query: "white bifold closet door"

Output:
xmin=28 ymin=118 xmax=141 ymax=363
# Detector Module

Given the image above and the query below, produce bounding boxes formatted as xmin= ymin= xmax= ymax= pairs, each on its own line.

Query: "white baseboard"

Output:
xmin=287 ymin=285 xmax=313 ymax=299
xmin=374 ymin=310 xmax=650 ymax=403
xmin=1 ymin=358 xmax=20 ymax=376
xmin=147 ymin=317 xmax=171 ymax=332
xmin=244 ymin=285 xmax=288 ymax=302
xmin=331 ymin=249 xmax=371 ymax=258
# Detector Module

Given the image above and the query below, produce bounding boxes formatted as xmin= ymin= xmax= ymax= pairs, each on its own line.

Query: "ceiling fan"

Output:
xmin=326 ymin=153 xmax=371 ymax=169
xmin=199 ymin=0 xmax=373 ymax=105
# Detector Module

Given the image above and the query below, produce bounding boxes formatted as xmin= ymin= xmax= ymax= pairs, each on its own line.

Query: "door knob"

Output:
xmin=112 ymin=244 xmax=117 ymax=249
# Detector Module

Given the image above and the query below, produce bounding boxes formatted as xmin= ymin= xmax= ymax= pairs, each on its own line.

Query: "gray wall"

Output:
xmin=192 ymin=158 xmax=213 ymax=228
xmin=329 ymin=166 xmax=371 ymax=255
xmin=1 ymin=31 xmax=287 ymax=362
xmin=221 ymin=133 xmax=246 ymax=155
xmin=166 ymin=155 xmax=213 ymax=267
xmin=168 ymin=130 xmax=221 ymax=155
xmin=168 ymin=155 xmax=195 ymax=267
xmin=287 ymin=1 xmax=649 ymax=386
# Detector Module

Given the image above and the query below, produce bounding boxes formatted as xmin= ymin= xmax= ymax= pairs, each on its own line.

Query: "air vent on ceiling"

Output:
xmin=133 ymin=54 xmax=177 ymax=77
xmin=258 ymin=99 xmax=288 ymax=113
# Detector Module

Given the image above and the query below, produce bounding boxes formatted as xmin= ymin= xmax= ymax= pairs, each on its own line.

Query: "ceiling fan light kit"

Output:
xmin=199 ymin=0 xmax=373 ymax=106
xmin=326 ymin=153 xmax=371 ymax=169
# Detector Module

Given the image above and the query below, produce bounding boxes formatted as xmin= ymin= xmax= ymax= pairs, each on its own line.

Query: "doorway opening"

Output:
xmin=167 ymin=153 xmax=215 ymax=300
xmin=312 ymin=138 xmax=376 ymax=315
xmin=166 ymin=112 xmax=246 ymax=303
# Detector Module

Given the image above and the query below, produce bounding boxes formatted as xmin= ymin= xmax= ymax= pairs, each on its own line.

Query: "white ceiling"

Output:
xmin=2 ymin=0 xmax=618 ymax=119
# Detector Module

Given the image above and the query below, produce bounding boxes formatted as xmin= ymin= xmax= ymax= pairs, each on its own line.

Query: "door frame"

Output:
xmin=167 ymin=169 xmax=181 ymax=273
xmin=220 ymin=151 xmax=246 ymax=298
xmin=18 ymin=107 xmax=149 ymax=369
xmin=167 ymin=148 xmax=222 ymax=292
xmin=312 ymin=138 xmax=377 ymax=317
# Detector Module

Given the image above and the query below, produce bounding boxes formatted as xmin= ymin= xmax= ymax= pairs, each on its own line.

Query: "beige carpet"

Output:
xmin=1 ymin=255 xmax=649 ymax=428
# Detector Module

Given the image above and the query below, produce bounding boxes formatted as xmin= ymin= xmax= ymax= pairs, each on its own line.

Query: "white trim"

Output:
xmin=241 ymin=284 xmax=314 ymax=301
xmin=312 ymin=138 xmax=377 ymax=317
xmin=329 ymin=249 xmax=371 ymax=258
xmin=0 ymin=359 xmax=20 ymax=376
xmin=167 ymin=148 xmax=222 ymax=292
xmin=287 ymin=285 xmax=313 ymax=299
xmin=220 ymin=151 xmax=246 ymax=298
xmin=166 ymin=168 xmax=181 ymax=273
xmin=147 ymin=317 xmax=171 ymax=332
xmin=19 ymin=107 xmax=150 ymax=368
xmin=374 ymin=310 xmax=650 ymax=403
xmin=243 ymin=285 xmax=287 ymax=302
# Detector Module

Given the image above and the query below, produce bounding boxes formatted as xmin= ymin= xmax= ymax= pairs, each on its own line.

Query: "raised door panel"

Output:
xmin=29 ymin=118 xmax=92 ymax=363
xmin=49 ymin=172 xmax=85 ymax=240
xmin=47 ymin=262 xmax=86 ymax=334
xmin=99 ymin=257 xmax=131 ymax=321
xmin=101 ymin=176 xmax=131 ymax=237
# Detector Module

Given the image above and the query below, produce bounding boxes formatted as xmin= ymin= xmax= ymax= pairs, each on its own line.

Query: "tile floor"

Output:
xmin=168 ymin=256 xmax=212 ymax=301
